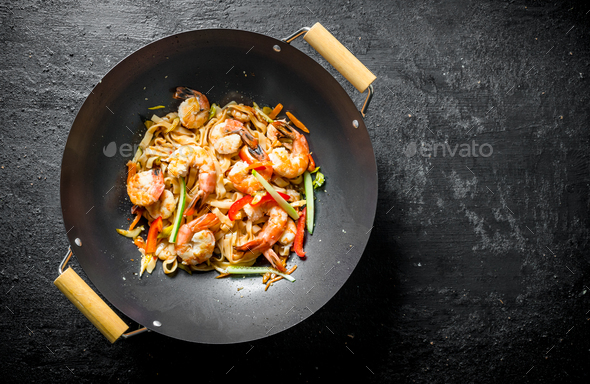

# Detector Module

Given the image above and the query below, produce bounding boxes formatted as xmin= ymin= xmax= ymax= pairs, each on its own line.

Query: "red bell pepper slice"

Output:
xmin=145 ymin=216 xmax=163 ymax=254
xmin=251 ymin=191 xmax=291 ymax=207
xmin=293 ymin=207 xmax=306 ymax=258
xmin=228 ymin=195 xmax=253 ymax=221
xmin=228 ymin=192 xmax=291 ymax=221
xmin=307 ymin=153 xmax=316 ymax=172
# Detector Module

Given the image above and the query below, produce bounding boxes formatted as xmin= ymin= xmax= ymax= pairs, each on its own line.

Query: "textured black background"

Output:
xmin=1 ymin=0 xmax=589 ymax=383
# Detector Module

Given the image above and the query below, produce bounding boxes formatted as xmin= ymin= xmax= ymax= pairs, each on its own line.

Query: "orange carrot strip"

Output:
xmin=128 ymin=210 xmax=143 ymax=231
xmin=215 ymin=273 xmax=230 ymax=279
xmin=286 ymin=111 xmax=309 ymax=133
xmin=133 ymin=237 xmax=145 ymax=250
xmin=268 ymin=103 xmax=283 ymax=119
xmin=268 ymin=265 xmax=297 ymax=286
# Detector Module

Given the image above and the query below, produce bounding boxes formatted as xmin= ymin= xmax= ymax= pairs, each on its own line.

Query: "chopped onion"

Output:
xmin=252 ymin=102 xmax=274 ymax=123
xmin=116 ymin=226 xmax=144 ymax=239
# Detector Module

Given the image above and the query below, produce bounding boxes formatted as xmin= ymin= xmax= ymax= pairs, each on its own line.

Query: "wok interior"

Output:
xmin=60 ymin=29 xmax=377 ymax=343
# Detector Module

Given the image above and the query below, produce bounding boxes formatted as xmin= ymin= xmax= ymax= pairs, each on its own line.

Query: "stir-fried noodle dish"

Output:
xmin=117 ymin=87 xmax=324 ymax=289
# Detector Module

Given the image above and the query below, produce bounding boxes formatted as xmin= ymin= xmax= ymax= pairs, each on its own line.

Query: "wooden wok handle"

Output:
xmin=54 ymin=267 xmax=129 ymax=343
xmin=304 ymin=22 xmax=376 ymax=93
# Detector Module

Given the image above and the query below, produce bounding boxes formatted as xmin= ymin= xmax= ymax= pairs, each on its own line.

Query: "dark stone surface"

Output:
xmin=1 ymin=0 xmax=589 ymax=382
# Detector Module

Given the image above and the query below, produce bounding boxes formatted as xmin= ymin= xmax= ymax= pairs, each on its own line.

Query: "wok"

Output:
xmin=55 ymin=23 xmax=377 ymax=344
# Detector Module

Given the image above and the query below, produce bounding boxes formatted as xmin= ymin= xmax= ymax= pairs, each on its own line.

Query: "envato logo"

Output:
xmin=103 ymin=141 xmax=193 ymax=160
xmin=404 ymin=140 xmax=493 ymax=158
xmin=103 ymin=142 xmax=141 ymax=158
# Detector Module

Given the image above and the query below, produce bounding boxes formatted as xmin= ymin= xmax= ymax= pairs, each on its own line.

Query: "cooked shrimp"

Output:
xmin=127 ymin=168 xmax=165 ymax=206
xmin=176 ymin=230 xmax=216 ymax=266
xmin=175 ymin=213 xmax=220 ymax=266
xmin=155 ymin=240 xmax=177 ymax=261
xmin=228 ymin=145 xmax=273 ymax=195
xmin=267 ymin=121 xmax=309 ymax=178
xmin=236 ymin=205 xmax=288 ymax=252
xmin=174 ymin=87 xmax=210 ymax=129
xmin=228 ymin=161 xmax=264 ymax=195
xmin=235 ymin=205 xmax=288 ymax=271
xmin=145 ymin=189 xmax=176 ymax=220
xmin=277 ymin=218 xmax=297 ymax=246
xmin=209 ymin=119 xmax=257 ymax=155
xmin=167 ymin=145 xmax=216 ymax=206
xmin=231 ymin=109 xmax=250 ymax=123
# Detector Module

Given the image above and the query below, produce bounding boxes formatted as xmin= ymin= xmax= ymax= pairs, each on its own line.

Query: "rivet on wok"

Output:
xmin=75 ymin=238 xmax=82 ymax=246
xmin=273 ymin=45 xmax=281 ymax=52
xmin=153 ymin=320 xmax=162 ymax=327
xmin=352 ymin=120 xmax=359 ymax=129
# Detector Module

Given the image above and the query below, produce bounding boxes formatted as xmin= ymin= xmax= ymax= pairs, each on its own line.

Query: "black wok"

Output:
xmin=57 ymin=24 xmax=377 ymax=344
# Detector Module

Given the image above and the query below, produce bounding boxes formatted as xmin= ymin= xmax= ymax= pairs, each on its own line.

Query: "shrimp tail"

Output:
xmin=173 ymin=86 xmax=199 ymax=100
xmin=235 ymin=238 xmax=264 ymax=253
xmin=223 ymin=124 xmax=258 ymax=148
xmin=176 ymin=224 xmax=193 ymax=246
xmin=239 ymin=144 xmax=269 ymax=163
xmin=199 ymin=193 xmax=209 ymax=209
xmin=183 ymin=191 xmax=203 ymax=216
xmin=248 ymin=145 xmax=268 ymax=162
xmin=272 ymin=120 xmax=296 ymax=138
xmin=263 ymin=248 xmax=286 ymax=273
xmin=188 ymin=213 xmax=219 ymax=231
